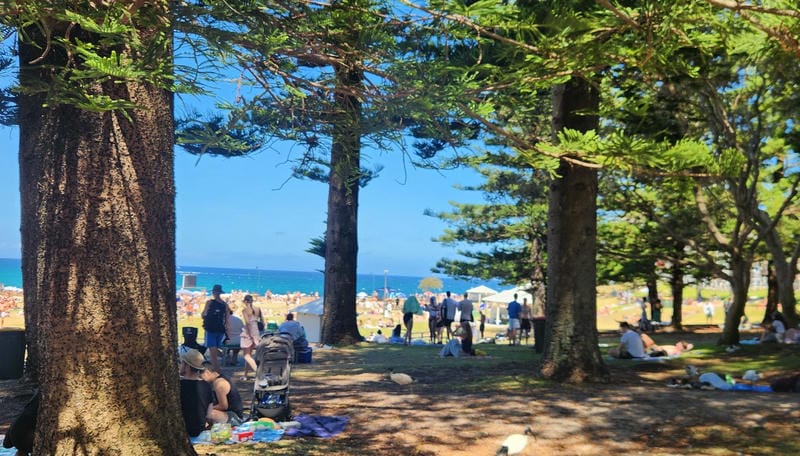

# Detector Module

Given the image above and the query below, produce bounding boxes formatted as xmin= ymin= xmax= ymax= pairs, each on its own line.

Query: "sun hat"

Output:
xmin=181 ymin=348 xmax=206 ymax=370
xmin=211 ymin=284 xmax=225 ymax=294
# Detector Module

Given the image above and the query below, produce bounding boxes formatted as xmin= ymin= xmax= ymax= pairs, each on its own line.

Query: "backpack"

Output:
xmin=203 ymin=299 xmax=227 ymax=333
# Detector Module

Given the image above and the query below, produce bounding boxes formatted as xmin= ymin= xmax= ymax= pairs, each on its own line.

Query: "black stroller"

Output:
xmin=250 ymin=333 xmax=294 ymax=420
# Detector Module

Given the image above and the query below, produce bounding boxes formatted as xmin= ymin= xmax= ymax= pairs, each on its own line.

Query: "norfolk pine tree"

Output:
xmin=5 ymin=2 xmax=196 ymax=454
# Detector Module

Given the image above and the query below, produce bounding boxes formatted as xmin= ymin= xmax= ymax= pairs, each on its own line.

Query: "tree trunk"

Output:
xmin=646 ymin=277 xmax=658 ymax=315
xmin=764 ymin=262 xmax=779 ymax=323
xmin=529 ymin=237 xmax=546 ymax=318
xmin=669 ymin=261 xmax=684 ymax=330
xmin=759 ymin=214 xmax=798 ymax=326
xmin=539 ymin=78 xmax=607 ymax=382
xmin=719 ymin=256 xmax=752 ymax=346
xmin=321 ymin=63 xmax=363 ymax=345
xmin=18 ymin=8 xmax=195 ymax=455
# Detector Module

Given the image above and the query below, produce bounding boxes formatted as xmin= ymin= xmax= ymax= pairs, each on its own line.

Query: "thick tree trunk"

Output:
xmin=539 ymin=78 xmax=607 ymax=382
xmin=669 ymin=262 xmax=684 ymax=330
xmin=321 ymin=64 xmax=362 ymax=345
xmin=759 ymin=215 xmax=798 ymax=325
xmin=18 ymin=9 xmax=195 ymax=455
xmin=719 ymin=256 xmax=752 ymax=346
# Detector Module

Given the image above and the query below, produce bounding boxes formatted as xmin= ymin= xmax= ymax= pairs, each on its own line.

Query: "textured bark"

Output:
xmin=758 ymin=214 xmax=798 ymax=326
xmin=320 ymin=63 xmax=362 ymax=346
xmin=18 ymin=7 xmax=196 ymax=455
xmin=529 ymin=237 xmax=547 ymax=318
xmin=764 ymin=263 xmax=779 ymax=323
xmin=539 ymin=78 xmax=608 ymax=382
xmin=719 ymin=256 xmax=752 ymax=346
xmin=669 ymin=261 xmax=684 ymax=330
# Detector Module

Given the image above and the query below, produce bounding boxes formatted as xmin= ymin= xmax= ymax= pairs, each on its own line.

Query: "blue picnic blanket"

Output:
xmin=284 ymin=414 xmax=349 ymax=438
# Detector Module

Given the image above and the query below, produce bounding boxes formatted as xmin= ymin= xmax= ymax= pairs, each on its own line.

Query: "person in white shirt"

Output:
xmin=609 ymin=322 xmax=645 ymax=359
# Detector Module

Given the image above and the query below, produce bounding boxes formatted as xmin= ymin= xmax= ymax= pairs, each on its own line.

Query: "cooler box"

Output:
xmin=296 ymin=347 xmax=312 ymax=363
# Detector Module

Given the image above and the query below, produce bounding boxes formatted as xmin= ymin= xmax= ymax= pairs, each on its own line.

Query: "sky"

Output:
xmin=0 ymin=120 xmax=485 ymax=277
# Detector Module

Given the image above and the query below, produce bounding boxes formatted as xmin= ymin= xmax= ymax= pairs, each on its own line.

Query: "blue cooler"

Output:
xmin=297 ymin=347 xmax=312 ymax=363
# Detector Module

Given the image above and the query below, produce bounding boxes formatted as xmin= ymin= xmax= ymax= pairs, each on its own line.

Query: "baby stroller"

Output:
xmin=250 ymin=333 xmax=294 ymax=420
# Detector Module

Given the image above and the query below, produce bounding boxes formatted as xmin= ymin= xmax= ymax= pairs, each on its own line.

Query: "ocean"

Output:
xmin=0 ymin=258 xmax=502 ymax=296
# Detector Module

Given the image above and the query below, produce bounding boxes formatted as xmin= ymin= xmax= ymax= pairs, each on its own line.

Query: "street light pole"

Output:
xmin=384 ymin=269 xmax=389 ymax=313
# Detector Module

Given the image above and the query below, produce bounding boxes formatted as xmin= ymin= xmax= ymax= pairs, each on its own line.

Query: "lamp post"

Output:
xmin=383 ymin=269 xmax=389 ymax=312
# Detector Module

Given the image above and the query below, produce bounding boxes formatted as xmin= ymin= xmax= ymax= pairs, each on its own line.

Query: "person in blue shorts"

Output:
xmin=507 ymin=294 xmax=522 ymax=345
xmin=202 ymin=284 xmax=232 ymax=371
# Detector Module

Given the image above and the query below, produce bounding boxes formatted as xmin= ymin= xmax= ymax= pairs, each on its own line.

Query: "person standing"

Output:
xmin=425 ymin=296 xmax=440 ymax=343
xmin=402 ymin=295 xmax=421 ymax=345
xmin=652 ymin=298 xmax=663 ymax=323
xmin=201 ymin=361 xmax=245 ymax=426
xmin=479 ymin=305 xmax=487 ymax=339
xmin=225 ymin=311 xmax=244 ymax=366
xmin=457 ymin=293 xmax=474 ymax=324
xmin=704 ymin=301 xmax=714 ymax=324
xmin=507 ymin=293 xmax=522 ymax=346
xmin=441 ymin=291 xmax=458 ymax=342
xmin=239 ymin=294 xmax=261 ymax=381
xmin=520 ymin=298 xmax=532 ymax=343
xmin=202 ymin=284 xmax=232 ymax=372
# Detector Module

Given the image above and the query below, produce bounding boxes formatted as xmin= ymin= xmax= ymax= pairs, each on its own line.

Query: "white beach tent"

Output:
xmin=482 ymin=287 xmax=533 ymax=323
xmin=466 ymin=285 xmax=498 ymax=303
xmin=290 ymin=297 xmax=324 ymax=344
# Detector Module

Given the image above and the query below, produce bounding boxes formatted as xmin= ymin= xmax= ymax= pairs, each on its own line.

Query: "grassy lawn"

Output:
xmin=187 ymin=330 xmax=800 ymax=455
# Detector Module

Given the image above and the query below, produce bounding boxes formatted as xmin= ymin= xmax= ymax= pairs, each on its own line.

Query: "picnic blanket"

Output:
xmin=284 ymin=414 xmax=349 ymax=438
xmin=633 ymin=354 xmax=682 ymax=361
xmin=190 ymin=427 xmax=285 ymax=445
xmin=699 ymin=373 xmax=773 ymax=392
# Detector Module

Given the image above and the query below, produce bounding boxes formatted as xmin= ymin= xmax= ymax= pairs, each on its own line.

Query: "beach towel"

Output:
xmin=632 ymin=354 xmax=681 ymax=361
xmin=284 ymin=414 xmax=349 ymax=438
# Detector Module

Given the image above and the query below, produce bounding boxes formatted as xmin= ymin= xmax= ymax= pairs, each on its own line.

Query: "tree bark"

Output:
xmin=321 ymin=62 xmax=363 ymax=345
xmin=719 ymin=256 xmax=752 ymax=346
xmin=669 ymin=261 xmax=684 ymax=330
xmin=758 ymin=210 xmax=798 ymax=326
xmin=529 ymin=236 xmax=546 ymax=318
xmin=539 ymin=78 xmax=608 ymax=382
xmin=18 ymin=6 xmax=196 ymax=455
xmin=764 ymin=262 xmax=778 ymax=323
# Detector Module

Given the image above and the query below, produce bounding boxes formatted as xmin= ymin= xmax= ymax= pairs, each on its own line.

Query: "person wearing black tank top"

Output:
xmin=201 ymin=361 xmax=245 ymax=426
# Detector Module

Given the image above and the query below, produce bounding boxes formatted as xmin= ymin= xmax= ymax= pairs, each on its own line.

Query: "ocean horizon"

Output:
xmin=0 ymin=258 xmax=503 ymax=296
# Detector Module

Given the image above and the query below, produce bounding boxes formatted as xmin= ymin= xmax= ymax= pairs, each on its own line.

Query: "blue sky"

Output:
xmin=0 ymin=120 xmax=485 ymax=277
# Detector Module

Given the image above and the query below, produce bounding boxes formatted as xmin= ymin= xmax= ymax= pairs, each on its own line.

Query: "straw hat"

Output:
xmin=180 ymin=348 xmax=206 ymax=370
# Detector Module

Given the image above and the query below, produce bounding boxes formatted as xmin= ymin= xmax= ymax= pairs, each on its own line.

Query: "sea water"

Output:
xmin=0 ymin=258 xmax=501 ymax=296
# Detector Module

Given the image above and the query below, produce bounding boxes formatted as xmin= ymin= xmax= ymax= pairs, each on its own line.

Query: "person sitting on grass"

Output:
xmin=609 ymin=321 xmax=645 ymax=359
xmin=455 ymin=321 xmax=475 ymax=356
xmin=179 ymin=349 xmax=213 ymax=437
xmin=201 ymin=361 xmax=245 ymax=427
xmin=761 ymin=311 xmax=787 ymax=343
xmin=389 ymin=324 xmax=405 ymax=344
xmin=279 ymin=312 xmax=309 ymax=350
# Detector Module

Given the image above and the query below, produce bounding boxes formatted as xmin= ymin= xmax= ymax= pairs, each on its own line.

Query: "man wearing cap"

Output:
xmin=202 ymin=284 xmax=232 ymax=371
xmin=609 ymin=322 xmax=646 ymax=359
xmin=179 ymin=349 xmax=213 ymax=437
